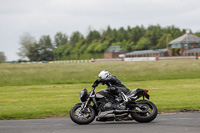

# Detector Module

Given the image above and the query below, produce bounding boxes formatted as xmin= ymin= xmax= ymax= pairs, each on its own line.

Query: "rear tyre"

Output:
xmin=70 ymin=103 xmax=95 ymax=125
xmin=131 ymin=100 xmax=157 ymax=123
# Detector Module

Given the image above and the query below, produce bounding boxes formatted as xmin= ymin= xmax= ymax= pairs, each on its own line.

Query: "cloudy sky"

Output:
xmin=0 ymin=0 xmax=200 ymax=61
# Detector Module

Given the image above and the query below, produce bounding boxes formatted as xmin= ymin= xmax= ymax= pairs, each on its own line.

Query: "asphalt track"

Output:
xmin=0 ymin=112 xmax=199 ymax=133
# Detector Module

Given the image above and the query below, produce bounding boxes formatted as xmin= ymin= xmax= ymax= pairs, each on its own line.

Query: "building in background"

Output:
xmin=104 ymin=46 xmax=127 ymax=58
xmin=168 ymin=33 xmax=200 ymax=56
xmin=125 ymin=33 xmax=200 ymax=58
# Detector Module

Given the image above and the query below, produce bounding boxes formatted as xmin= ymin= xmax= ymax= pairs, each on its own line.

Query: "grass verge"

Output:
xmin=0 ymin=78 xmax=199 ymax=120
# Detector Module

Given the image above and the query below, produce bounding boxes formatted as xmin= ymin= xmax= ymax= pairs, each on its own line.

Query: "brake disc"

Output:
xmin=76 ymin=108 xmax=90 ymax=119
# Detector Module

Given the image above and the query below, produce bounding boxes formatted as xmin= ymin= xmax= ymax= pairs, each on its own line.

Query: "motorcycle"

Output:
xmin=70 ymin=86 xmax=157 ymax=125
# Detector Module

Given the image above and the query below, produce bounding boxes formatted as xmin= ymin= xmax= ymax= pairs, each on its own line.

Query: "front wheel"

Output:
xmin=130 ymin=100 xmax=157 ymax=123
xmin=70 ymin=103 xmax=95 ymax=125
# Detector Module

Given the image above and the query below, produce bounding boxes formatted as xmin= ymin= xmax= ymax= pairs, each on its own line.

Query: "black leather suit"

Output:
xmin=93 ymin=75 xmax=130 ymax=99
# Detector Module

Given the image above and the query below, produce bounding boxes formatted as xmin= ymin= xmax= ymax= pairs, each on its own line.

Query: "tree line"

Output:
xmin=18 ymin=25 xmax=200 ymax=61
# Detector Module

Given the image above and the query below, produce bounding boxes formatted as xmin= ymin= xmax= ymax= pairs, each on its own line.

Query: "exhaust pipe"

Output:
xmin=98 ymin=110 xmax=131 ymax=119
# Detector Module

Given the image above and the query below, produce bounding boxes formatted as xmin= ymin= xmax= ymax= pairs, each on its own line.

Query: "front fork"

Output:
xmin=82 ymin=99 xmax=91 ymax=112
xmin=80 ymin=100 xmax=91 ymax=114
xmin=82 ymin=91 xmax=99 ymax=115
xmin=82 ymin=90 xmax=95 ymax=110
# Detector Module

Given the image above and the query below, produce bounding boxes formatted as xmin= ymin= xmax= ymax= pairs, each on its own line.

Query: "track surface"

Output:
xmin=0 ymin=112 xmax=199 ymax=133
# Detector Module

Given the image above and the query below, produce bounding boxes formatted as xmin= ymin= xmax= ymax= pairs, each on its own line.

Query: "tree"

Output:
xmin=163 ymin=25 xmax=185 ymax=38
xmin=156 ymin=34 xmax=173 ymax=49
xmin=38 ymin=35 xmax=54 ymax=61
xmin=94 ymin=41 xmax=110 ymax=53
xmin=18 ymin=25 xmax=193 ymax=60
xmin=111 ymin=42 xmax=122 ymax=46
xmin=72 ymin=40 xmax=85 ymax=53
xmin=117 ymin=27 xmax=128 ymax=42
xmin=128 ymin=25 xmax=146 ymax=43
xmin=86 ymin=40 xmax=98 ymax=53
xmin=86 ymin=30 xmax=101 ymax=43
xmin=53 ymin=44 xmax=72 ymax=60
xmin=18 ymin=33 xmax=39 ymax=60
xmin=0 ymin=51 xmax=6 ymax=63
xmin=135 ymin=37 xmax=151 ymax=50
xmin=71 ymin=39 xmax=86 ymax=59
xmin=102 ymin=26 xmax=112 ymax=39
xmin=144 ymin=25 xmax=163 ymax=48
xmin=54 ymin=32 xmax=68 ymax=47
xmin=27 ymin=43 xmax=40 ymax=61
xmin=126 ymin=41 xmax=135 ymax=52
xmin=121 ymin=40 xmax=135 ymax=51
xmin=70 ymin=31 xmax=84 ymax=45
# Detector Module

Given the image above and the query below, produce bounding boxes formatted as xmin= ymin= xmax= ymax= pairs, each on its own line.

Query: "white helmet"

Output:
xmin=98 ymin=70 xmax=111 ymax=79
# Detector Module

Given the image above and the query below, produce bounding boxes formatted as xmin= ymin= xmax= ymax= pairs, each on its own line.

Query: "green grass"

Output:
xmin=1 ymin=60 xmax=200 ymax=86
xmin=0 ymin=60 xmax=200 ymax=119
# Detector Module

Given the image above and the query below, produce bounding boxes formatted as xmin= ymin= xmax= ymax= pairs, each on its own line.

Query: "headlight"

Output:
xmin=80 ymin=90 xmax=84 ymax=98
xmin=80 ymin=88 xmax=88 ymax=102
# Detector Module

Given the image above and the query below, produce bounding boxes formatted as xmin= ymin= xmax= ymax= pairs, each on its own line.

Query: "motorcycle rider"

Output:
xmin=92 ymin=70 xmax=130 ymax=100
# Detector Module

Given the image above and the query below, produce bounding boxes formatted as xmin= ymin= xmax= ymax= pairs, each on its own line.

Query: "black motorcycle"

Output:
xmin=70 ymin=86 xmax=157 ymax=125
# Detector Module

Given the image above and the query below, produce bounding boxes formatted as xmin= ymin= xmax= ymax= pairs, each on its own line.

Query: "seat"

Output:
xmin=126 ymin=89 xmax=137 ymax=97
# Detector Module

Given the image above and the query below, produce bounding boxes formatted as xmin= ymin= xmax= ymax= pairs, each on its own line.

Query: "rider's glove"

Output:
xmin=92 ymin=79 xmax=100 ymax=88
xmin=92 ymin=83 xmax=97 ymax=88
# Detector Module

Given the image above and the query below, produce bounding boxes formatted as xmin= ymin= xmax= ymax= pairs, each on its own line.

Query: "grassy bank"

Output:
xmin=0 ymin=60 xmax=200 ymax=86
xmin=0 ymin=60 xmax=200 ymax=119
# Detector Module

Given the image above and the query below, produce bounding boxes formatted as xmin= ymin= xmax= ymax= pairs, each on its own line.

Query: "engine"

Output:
xmin=99 ymin=98 xmax=126 ymax=111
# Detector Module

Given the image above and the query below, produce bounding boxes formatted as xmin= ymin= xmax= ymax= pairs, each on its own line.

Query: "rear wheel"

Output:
xmin=130 ymin=100 xmax=157 ymax=123
xmin=70 ymin=103 xmax=95 ymax=125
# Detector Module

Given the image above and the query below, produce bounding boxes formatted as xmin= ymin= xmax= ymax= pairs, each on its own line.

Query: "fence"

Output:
xmin=50 ymin=60 xmax=92 ymax=63
xmin=158 ymin=56 xmax=196 ymax=61
xmin=123 ymin=57 xmax=158 ymax=61
xmin=12 ymin=60 xmax=92 ymax=64
xmin=8 ymin=56 xmax=200 ymax=64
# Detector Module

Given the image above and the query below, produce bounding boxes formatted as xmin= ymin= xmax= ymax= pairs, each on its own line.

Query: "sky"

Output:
xmin=0 ymin=0 xmax=200 ymax=61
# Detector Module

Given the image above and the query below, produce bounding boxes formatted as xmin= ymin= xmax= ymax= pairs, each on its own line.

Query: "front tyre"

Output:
xmin=131 ymin=100 xmax=157 ymax=123
xmin=70 ymin=103 xmax=95 ymax=125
